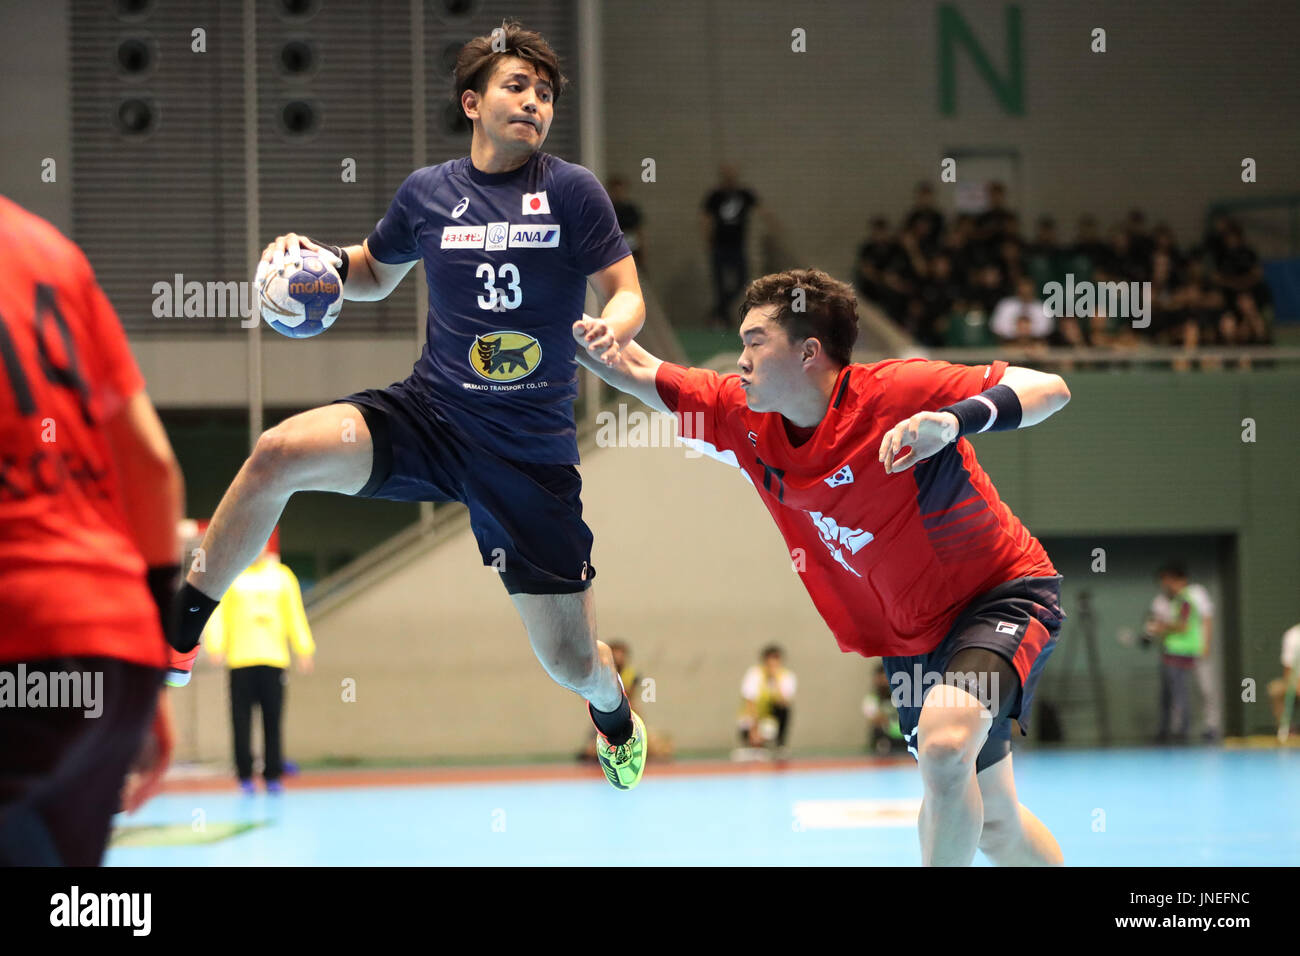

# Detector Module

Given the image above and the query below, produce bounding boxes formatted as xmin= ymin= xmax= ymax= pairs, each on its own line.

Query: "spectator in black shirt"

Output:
xmin=976 ymin=181 xmax=1016 ymax=242
xmin=1213 ymin=224 xmax=1271 ymax=309
xmin=856 ymin=217 xmax=911 ymax=318
xmin=701 ymin=164 xmax=760 ymax=326
xmin=1026 ymin=215 xmax=1063 ymax=291
xmin=903 ymin=182 xmax=945 ymax=257
xmin=1125 ymin=209 xmax=1155 ymax=266
xmin=1069 ymin=215 xmax=1110 ymax=280
xmin=606 ymin=176 xmax=645 ymax=270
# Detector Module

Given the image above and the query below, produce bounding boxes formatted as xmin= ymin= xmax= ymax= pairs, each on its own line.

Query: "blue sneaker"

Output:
xmin=265 ymin=780 xmax=284 ymax=795
xmin=239 ymin=779 xmax=255 ymax=796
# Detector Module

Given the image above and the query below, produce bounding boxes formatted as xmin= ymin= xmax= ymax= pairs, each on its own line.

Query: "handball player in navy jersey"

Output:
xmin=169 ymin=21 xmax=649 ymax=790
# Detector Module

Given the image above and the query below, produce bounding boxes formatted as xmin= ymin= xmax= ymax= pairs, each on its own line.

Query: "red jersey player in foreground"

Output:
xmin=574 ymin=268 xmax=1071 ymax=865
xmin=0 ymin=196 xmax=181 ymax=864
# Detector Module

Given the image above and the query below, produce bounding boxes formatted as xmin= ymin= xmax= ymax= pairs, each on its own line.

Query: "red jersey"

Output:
xmin=656 ymin=357 xmax=1057 ymax=659
xmin=0 ymin=196 xmax=166 ymax=669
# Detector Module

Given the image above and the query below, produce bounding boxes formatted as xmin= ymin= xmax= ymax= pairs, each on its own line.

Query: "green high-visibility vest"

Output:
xmin=1163 ymin=588 xmax=1205 ymax=657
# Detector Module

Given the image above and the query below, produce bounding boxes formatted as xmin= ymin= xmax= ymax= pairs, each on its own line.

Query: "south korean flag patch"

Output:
xmin=825 ymin=464 xmax=854 ymax=488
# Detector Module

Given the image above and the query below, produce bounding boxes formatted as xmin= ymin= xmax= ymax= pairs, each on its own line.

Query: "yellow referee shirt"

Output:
xmin=204 ymin=557 xmax=315 ymax=669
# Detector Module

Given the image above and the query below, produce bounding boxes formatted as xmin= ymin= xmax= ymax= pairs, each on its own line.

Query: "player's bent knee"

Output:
xmin=916 ymin=725 xmax=977 ymax=781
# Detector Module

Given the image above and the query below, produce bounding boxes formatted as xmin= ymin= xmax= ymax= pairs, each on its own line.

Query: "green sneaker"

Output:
xmin=593 ymin=708 xmax=648 ymax=791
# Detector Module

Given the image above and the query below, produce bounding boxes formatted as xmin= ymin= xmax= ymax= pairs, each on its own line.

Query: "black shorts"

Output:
xmin=0 ymin=656 xmax=163 ymax=866
xmin=332 ymin=377 xmax=595 ymax=595
xmin=882 ymin=575 xmax=1064 ymax=772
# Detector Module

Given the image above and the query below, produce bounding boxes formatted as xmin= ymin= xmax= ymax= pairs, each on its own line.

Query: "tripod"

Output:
xmin=1041 ymin=590 xmax=1111 ymax=745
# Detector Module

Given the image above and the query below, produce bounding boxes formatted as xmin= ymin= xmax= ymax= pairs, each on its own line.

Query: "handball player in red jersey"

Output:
xmin=0 ymin=195 xmax=183 ymax=865
xmin=576 ymin=268 xmax=1071 ymax=866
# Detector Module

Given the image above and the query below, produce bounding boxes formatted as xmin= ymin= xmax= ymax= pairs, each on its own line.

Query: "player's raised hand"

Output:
xmin=572 ymin=314 xmax=620 ymax=367
xmin=878 ymin=411 xmax=959 ymax=474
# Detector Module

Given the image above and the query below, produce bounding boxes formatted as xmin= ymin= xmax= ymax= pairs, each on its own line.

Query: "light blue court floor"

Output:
xmin=107 ymin=749 xmax=1300 ymax=866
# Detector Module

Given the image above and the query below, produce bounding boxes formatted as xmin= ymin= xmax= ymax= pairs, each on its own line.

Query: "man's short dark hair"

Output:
xmin=740 ymin=268 xmax=860 ymax=367
xmin=761 ymin=644 xmax=784 ymax=661
xmin=454 ymin=19 xmax=567 ymax=107
xmin=1159 ymin=560 xmax=1188 ymax=579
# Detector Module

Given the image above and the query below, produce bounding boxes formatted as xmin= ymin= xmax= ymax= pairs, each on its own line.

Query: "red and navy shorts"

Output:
xmin=332 ymin=378 xmax=595 ymax=595
xmin=882 ymin=575 xmax=1065 ymax=772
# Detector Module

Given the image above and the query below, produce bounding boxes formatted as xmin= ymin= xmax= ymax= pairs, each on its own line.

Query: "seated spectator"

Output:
xmin=942 ymin=213 xmax=979 ymax=281
xmin=976 ymin=180 xmax=1016 ymax=242
xmin=991 ymin=276 xmax=1052 ymax=341
xmin=1125 ymin=208 xmax=1155 ymax=265
xmin=903 ymin=181 xmax=945 ymax=256
xmin=1213 ymin=224 xmax=1271 ymax=311
xmin=735 ymin=644 xmax=796 ymax=758
xmin=855 ymin=217 xmax=910 ymax=318
xmin=914 ymin=253 xmax=963 ymax=345
xmin=1007 ymin=313 xmax=1050 ymax=358
xmin=970 ymin=262 xmax=1011 ymax=314
xmin=1067 ymin=214 xmax=1108 ymax=281
xmin=1025 ymin=215 xmax=1065 ymax=291
xmin=1268 ymin=622 xmax=1300 ymax=737
xmin=1098 ymin=226 xmax=1151 ymax=284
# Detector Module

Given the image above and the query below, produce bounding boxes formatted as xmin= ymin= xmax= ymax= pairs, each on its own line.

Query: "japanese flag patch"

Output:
xmin=522 ymin=191 xmax=550 ymax=215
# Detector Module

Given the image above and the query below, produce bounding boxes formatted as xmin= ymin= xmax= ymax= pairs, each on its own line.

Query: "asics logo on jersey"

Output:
xmin=451 ymin=197 xmax=470 ymax=218
xmin=825 ymin=465 xmax=854 ymax=488
xmin=470 ymin=332 xmax=542 ymax=382
xmin=808 ymin=511 xmax=873 ymax=577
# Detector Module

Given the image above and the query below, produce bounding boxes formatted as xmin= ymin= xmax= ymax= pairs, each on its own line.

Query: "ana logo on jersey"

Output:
xmin=522 ymin=191 xmax=550 ymax=215
xmin=508 ymin=224 xmax=561 ymax=248
xmin=808 ymin=511 xmax=873 ymax=577
xmin=825 ymin=465 xmax=854 ymax=488
xmin=470 ymin=331 xmax=542 ymax=382
xmin=451 ymin=197 xmax=470 ymax=218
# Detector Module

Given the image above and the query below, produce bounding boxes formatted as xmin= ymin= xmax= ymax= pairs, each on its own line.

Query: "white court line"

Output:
xmin=792 ymin=798 xmax=922 ymax=830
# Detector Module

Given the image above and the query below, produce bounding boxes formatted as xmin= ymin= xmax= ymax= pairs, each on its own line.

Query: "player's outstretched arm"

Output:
xmin=880 ymin=366 xmax=1070 ymax=473
xmin=573 ymin=321 xmax=669 ymax=414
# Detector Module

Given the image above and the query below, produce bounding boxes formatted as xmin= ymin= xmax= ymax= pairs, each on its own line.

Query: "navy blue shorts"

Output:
xmin=331 ymin=378 xmax=594 ymax=595
xmin=882 ymin=575 xmax=1064 ymax=772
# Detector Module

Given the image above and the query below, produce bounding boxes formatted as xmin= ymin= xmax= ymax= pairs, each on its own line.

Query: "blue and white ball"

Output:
xmin=257 ymin=252 xmax=343 ymax=338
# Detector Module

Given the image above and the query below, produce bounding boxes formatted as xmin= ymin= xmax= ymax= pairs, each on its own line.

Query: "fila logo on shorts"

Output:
xmin=522 ymin=191 xmax=550 ymax=214
xmin=996 ymin=621 xmax=1018 ymax=635
xmin=825 ymin=464 xmax=854 ymax=488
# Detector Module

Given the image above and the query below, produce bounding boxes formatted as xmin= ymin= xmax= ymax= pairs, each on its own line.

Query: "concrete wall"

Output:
xmin=1 ymin=0 xmax=70 ymax=231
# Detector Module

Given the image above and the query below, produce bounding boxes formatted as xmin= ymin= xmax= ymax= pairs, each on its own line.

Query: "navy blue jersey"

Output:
xmin=367 ymin=151 xmax=631 ymax=464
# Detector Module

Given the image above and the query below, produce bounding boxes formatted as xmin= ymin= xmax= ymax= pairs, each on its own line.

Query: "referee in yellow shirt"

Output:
xmin=202 ymin=530 xmax=314 ymax=794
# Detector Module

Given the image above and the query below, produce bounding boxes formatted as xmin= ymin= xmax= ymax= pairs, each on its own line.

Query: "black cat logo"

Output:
xmin=470 ymin=332 xmax=542 ymax=382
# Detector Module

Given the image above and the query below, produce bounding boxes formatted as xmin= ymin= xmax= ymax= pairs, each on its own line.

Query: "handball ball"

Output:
xmin=258 ymin=252 xmax=343 ymax=338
